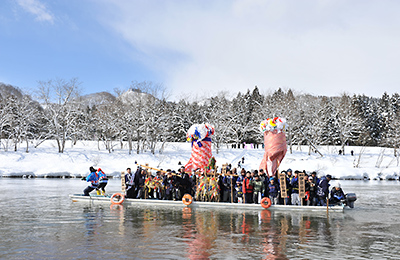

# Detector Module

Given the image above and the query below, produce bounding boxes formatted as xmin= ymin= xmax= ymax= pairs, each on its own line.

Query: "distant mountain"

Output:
xmin=0 ymin=83 xmax=23 ymax=100
xmin=118 ymin=88 xmax=155 ymax=104
xmin=78 ymin=91 xmax=116 ymax=108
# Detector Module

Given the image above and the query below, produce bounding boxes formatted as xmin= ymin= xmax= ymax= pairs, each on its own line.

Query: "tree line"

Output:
xmin=0 ymin=79 xmax=399 ymax=155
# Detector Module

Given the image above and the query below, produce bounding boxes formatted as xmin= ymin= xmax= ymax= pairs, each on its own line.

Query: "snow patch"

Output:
xmin=0 ymin=140 xmax=399 ymax=180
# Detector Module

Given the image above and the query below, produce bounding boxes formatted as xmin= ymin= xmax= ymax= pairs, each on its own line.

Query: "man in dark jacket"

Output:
xmin=174 ymin=172 xmax=191 ymax=200
xmin=268 ymin=178 xmax=279 ymax=205
xmin=136 ymin=169 xmax=147 ymax=199
xmin=163 ymin=170 xmax=174 ymax=200
xmin=290 ymin=171 xmax=300 ymax=205
xmin=317 ymin=174 xmax=332 ymax=206
xmin=286 ymin=169 xmax=293 ymax=205
xmin=222 ymin=172 xmax=234 ymax=202
xmin=330 ymin=182 xmax=345 ymax=205
xmin=308 ymin=171 xmax=319 ymax=206
xmin=259 ymin=169 xmax=268 ymax=198
xmin=125 ymin=167 xmax=136 ymax=199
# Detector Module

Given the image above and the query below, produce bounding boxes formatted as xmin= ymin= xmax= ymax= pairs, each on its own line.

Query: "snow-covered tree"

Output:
xmin=383 ymin=93 xmax=400 ymax=155
xmin=36 ymin=78 xmax=81 ymax=153
xmin=317 ymin=96 xmax=339 ymax=145
xmin=203 ymin=92 xmax=233 ymax=153
xmin=332 ymin=94 xmax=364 ymax=155
xmin=9 ymin=95 xmax=41 ymax=152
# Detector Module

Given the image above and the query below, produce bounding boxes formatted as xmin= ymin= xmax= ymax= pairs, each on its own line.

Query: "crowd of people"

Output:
xmin=111 ymin=165 xmax=346 ymax=206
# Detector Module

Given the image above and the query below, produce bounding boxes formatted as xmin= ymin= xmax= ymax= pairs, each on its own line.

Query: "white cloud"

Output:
xmin=16 ymin=0 xmax=54 ymax=23
xmin=98 ymin=0 xmax=400 ymax=98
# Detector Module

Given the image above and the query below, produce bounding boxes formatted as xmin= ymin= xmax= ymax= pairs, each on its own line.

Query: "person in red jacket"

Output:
xmin=243 ymin=171 xmax=254 ymax=203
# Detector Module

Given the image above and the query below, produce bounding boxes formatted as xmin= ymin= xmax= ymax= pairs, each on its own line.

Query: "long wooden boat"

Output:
xmin=69 ymin=194 xmax=345 ymax=212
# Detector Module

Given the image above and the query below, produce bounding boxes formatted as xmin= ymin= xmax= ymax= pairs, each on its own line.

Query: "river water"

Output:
xmin=1 ymin=178 xmax=400 ymax=259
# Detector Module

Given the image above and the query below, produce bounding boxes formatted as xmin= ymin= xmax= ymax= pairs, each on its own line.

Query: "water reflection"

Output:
xmin=2 ymin=179 xmax=400 ymax=259
xmin=109 ymin=203 xmax=126 ymax=236
xmin=83 ymin=206 xmax=103 ymax=237
xmin=71 ymin=202 xmax=358 ymax=259
xmin=177 ymin=209 xmax=352 ymax=259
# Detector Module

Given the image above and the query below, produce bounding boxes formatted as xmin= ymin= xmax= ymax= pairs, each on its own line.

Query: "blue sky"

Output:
xmin=1 ymin=0 xmax=400 ymax=100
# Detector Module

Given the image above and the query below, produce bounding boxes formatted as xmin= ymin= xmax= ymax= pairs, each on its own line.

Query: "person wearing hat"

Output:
xmin=243 ymin=171 xmax=254 ymax=203
xmin=268 ymin=177 xmax=279 ymax=205
xmin=258 ymin=169 xmax=268 ymax=198
xmin=290 ymin=171 xmax=301 ymax=205
xmin=330 ymin=182 xmax=345 ymax=205
xmin=284 ymin=169 xmax=293 ymax=205
xmin=136 ymin=169 xmax=147 ymax=199
xmin=163 ymin=170 xmax=174 ymax=200
xmin=96 ymin=168 xmax=108 ymax=196
xmin=251 ymin=175 xmax=265 ymax=204
xmin=222 ymin=170 xmax=234 ymax=202
xmin=308 ymin=172 xmax=319 ymax=206
xmin=316 ymin=174 xmax=332 ymax=206
xmin=83 ymin=166 xmax=99 ymax=196
xmin=154 ymin=171 xmax=164 ymax=200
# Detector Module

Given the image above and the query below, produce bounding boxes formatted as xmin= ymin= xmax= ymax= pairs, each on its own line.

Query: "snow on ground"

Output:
xmin=0 ymin=140 xmax=399 ymax=180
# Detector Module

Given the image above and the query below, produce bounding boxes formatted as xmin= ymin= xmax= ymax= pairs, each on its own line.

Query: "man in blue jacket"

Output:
xmin=268 ymin=178 xmax=279 ymax=205
xmin=125 ymin=168 xmax=136 ymax=198
xmin=83 ymin=166 xmax=99 ymax=196
xmin=290 ymin=171 xmax=300 ymax=205
xmin=316 ymin=174 xmax=332 ymax=206
xmin=330 ymin=182 xmax=345 ymax=205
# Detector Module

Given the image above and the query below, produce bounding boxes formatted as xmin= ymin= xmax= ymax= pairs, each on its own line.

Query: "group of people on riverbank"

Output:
xmin=109 ymin=165 xmax=345 ymax=206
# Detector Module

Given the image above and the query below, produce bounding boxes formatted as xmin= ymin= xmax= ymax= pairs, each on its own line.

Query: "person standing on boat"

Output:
xmin=286 ymin=169 xmax=293 ymax=205
xmin=317 ymin=174 xmax=332 ymax=206
xmin=133 ymin=167 xmax=143 ymax=198
xmin=136 ymin=169 xmax=147 ymax=199
xmin=308 ymin=171 xmax=319 ymax=206
xmin=83 ymin=166 xmax=99 ymax=196
xmin=268 ymin=177 xmax=279 ymax=205
xmin=290 ymin=171 xmax=301 ymax=205
xmin=125 ymin=168 xmax=136 ymax=199
xmin=154 ymin=171 xmax=164 ymax=200
xmin=222 ymin=171 xmax=234 ymax=202
xmin=96 ymin=168 xmax=108 ymax=195
xmin=243 ymin=171 xmax=253 ymax=203
xmin=179 ymin=167 xmax=192 ymax=198
xmin=251 ymin=175 xmax=265 ymax=204
xmin=258 ymin=169 xmax=268 ymax=198
xmin=163 ymin=170 xmax=174 ymax=200
xmin=235 ymin=169 xmax=246 ymax=203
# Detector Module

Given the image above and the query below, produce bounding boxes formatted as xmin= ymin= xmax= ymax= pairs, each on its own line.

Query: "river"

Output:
xmin=1 ymin=178 xmax=400 ymax=259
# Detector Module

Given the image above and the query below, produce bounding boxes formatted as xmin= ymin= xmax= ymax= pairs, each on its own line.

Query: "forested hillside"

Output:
xmin=1 ymin=80 xmax=399 ymax=155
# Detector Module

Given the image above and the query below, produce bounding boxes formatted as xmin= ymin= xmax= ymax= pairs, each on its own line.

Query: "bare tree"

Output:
xmin=9 ymin=95 xmax=40 ymax=152
xmin=36 ymin=78 xmax=81 ymax=153
xmin=0 ymin=94 xmax=13 ymax=151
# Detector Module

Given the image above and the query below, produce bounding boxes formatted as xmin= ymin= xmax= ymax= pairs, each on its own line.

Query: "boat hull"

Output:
xmin=69 ymin=194 xmax=345 ymax=212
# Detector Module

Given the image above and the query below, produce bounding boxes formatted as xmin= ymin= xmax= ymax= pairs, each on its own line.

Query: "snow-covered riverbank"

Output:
xmin=1 ymin=140 xmax=399 ymax=180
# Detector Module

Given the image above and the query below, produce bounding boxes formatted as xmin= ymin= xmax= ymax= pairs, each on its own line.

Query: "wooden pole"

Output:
xmin=139 ymin=164 xmax=168 ymax=174
xmin=140 ymin=164 xmax=240 ymax=177
xmin=326 ymin=197 xmax=329 ymax=213
xmin=231 ymin=176 xmax=234 ymax=203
